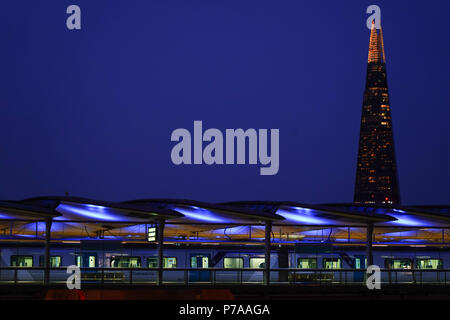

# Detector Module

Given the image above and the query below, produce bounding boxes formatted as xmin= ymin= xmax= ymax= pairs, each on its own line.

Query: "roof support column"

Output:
xmin=366 ymin=223 xmax=374 ymax=267
xmin=44 ymin=217 xmax=52 ymax=285
xmin=264 ymin=221 xmax=272 ymax=286
xmin=157 ymin=219 xmax=165 ymax=286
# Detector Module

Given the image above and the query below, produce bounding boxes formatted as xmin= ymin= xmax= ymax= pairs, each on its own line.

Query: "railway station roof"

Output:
xmin=1 ymin=197 xmax=449 ymax=228
xmin=22 ymin=196 xmax=182 ymax=223
xmin=123 ymin=199 xmax=284 ymax=223
xmin=0 ymin=197 xmax=183 ymax=240
xmin=0 ymin=201 xmax=60 ymax=221
xmin=325 ymin=204 xmax=450 ymax=228
xmin=222 ymin=201 xmax=397 ymax=226
xmin=0 ymin=197 xmax=449 ymax=243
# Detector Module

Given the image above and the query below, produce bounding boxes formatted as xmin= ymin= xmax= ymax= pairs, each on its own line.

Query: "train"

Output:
xmin=0 ymin=241 xmax=447 ymax=284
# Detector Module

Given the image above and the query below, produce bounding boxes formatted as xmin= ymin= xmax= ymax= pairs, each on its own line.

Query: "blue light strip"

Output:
xmin=0 ymin=212 xmax=14 ymax=219
xmin=174 ymin=206 xmax=228 ymax=223
xmin=276 ymin=207 xmax=332 ymax=225
xmin=386 ymin=214 xmax=431 ymax=227
xmin=346 ymin=206 xmax=441 ymax=227
xmin=56 ymin=203 xmax=123 ymax=222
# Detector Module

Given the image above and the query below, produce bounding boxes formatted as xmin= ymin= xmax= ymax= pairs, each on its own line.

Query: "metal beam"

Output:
xmin=366 ymin=223 xmax=374 ymax=267
xmin=264 ymin=221 xmax=272 ymax=285
xmin=157 ymin=219 xmax=165 ymax=286
xmin=44 ymin=217 xmax=52 ymax=285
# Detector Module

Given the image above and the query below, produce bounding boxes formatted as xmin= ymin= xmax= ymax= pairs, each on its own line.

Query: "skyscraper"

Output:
xmin=354 ymin=21 xmax=400 ymax=204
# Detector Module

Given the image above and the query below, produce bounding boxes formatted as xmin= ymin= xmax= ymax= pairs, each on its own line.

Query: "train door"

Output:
xmin=189 ymin=254 xmax=210 ymax=282
xmin=354 ymin=255 xmax=366 ymax=282
xmin=76 ymin=252 xmax=97 ymax=268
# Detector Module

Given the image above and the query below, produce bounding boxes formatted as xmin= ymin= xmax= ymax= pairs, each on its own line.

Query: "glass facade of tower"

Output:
xmin=354 ymin=23 xmax=400 ymax=204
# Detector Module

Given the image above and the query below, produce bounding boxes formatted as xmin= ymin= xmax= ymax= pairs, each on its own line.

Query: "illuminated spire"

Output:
xmin=355 ymin=19 xmax=400 ymax=204
xmin=379 ymin=24 xmax=386 ymax=63
xmin=367 ymin=20 xmax=385 ymax=63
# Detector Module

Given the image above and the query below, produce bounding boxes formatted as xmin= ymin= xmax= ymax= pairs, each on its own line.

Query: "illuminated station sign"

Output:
xmin=147 ymin=226 xmax=157 ymax=242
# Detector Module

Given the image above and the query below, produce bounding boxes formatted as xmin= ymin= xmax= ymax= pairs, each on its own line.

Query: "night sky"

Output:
xmin=1 ymin=0 xmax=449 ymax=204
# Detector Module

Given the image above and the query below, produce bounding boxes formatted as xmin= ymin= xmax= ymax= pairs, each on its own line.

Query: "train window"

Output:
xmin=385 ymin=259 xmax=412 ymax=269
xmin=11 ymin=256 xmax=33 ymax=267
xmin=297 ymin=258 xmax=317 ymax=269
xmin=76 ymin=255 xmax=96 ymax=268
xmin=148 ymin=257 xmax=158 ymax=268
xmin=165 ymin=257 xmax=177 ymax=268
xmin=416 ymin=258 xmax=442 ymax=269
xmin=111 ymin=257 xmax=141 ymax=268
xmin=224 ymin=257 xmax=243 ymax=268
xmin=250 ymin=258 xmax=265 ymax=269
xmin=191 ymin=256 xmax=209 ymax=268
xmin=89 ymin=256 xmax=95 ymax=267
xmin=39 ymin=256 xmax=62 ymax=267
xmin=355 ymin=257 xmax=367 ymax=269
xmin=148 ymin=257 xmax=177 ymax=268
xmin=323 ymin=258 xmax=342 ymax=269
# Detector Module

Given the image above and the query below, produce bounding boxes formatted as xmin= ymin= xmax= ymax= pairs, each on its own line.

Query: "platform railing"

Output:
xmin=0 ymin=267 xmax=448 ymax=286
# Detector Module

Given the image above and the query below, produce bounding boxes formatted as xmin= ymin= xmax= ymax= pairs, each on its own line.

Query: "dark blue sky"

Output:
xmin=1 ymin=0 xmax=449 ymax=204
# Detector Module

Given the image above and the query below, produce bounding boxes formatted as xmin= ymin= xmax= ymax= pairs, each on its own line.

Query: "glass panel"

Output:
xmin=416 ymin=259 xmax=442 ymax=269
xmin=355 ymin=258 xmax=366 ymax=269
xmin=147 ymin=257 xmax=177 ymax=268
xmin=385 ymin=259 xmax=412 ymax=269
xmin=11 ymin=256 xmax=33 ymax=267
xmin=250 ymin=258 xmax=265 ymax=269
xmin=323 ymin=258 xmax=341 ymax=269
xmin=89 ymin=256 xmax=96 ymax=268
xmin=148 ymin=257 xmax=158 ymax=268
xmin=202 ymin=257 xmax=209 ymax=268
xmin=224 ymin=257 xmax=243 ymax=269
xmin=53 ymin=256 xmax=62 ymax=267
xmin=191 ymin=257 xmax=197 ymax=268
xmin=129 ymin=258 xmax=140 ymax=268
xmin=297 ymin=258 xmax=317 ymax=269
xmin=111 ymin=257 xmax=141 ymax=268
xmin=191 ymin=256 xmax=208 ymax=268
xmin=75 ymin=255 xmax=96 ymax=268
xmin=164 ymin=257 xmax=177 ymax=268
xmin=39 ymin=256 xmax=62 ymax=267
